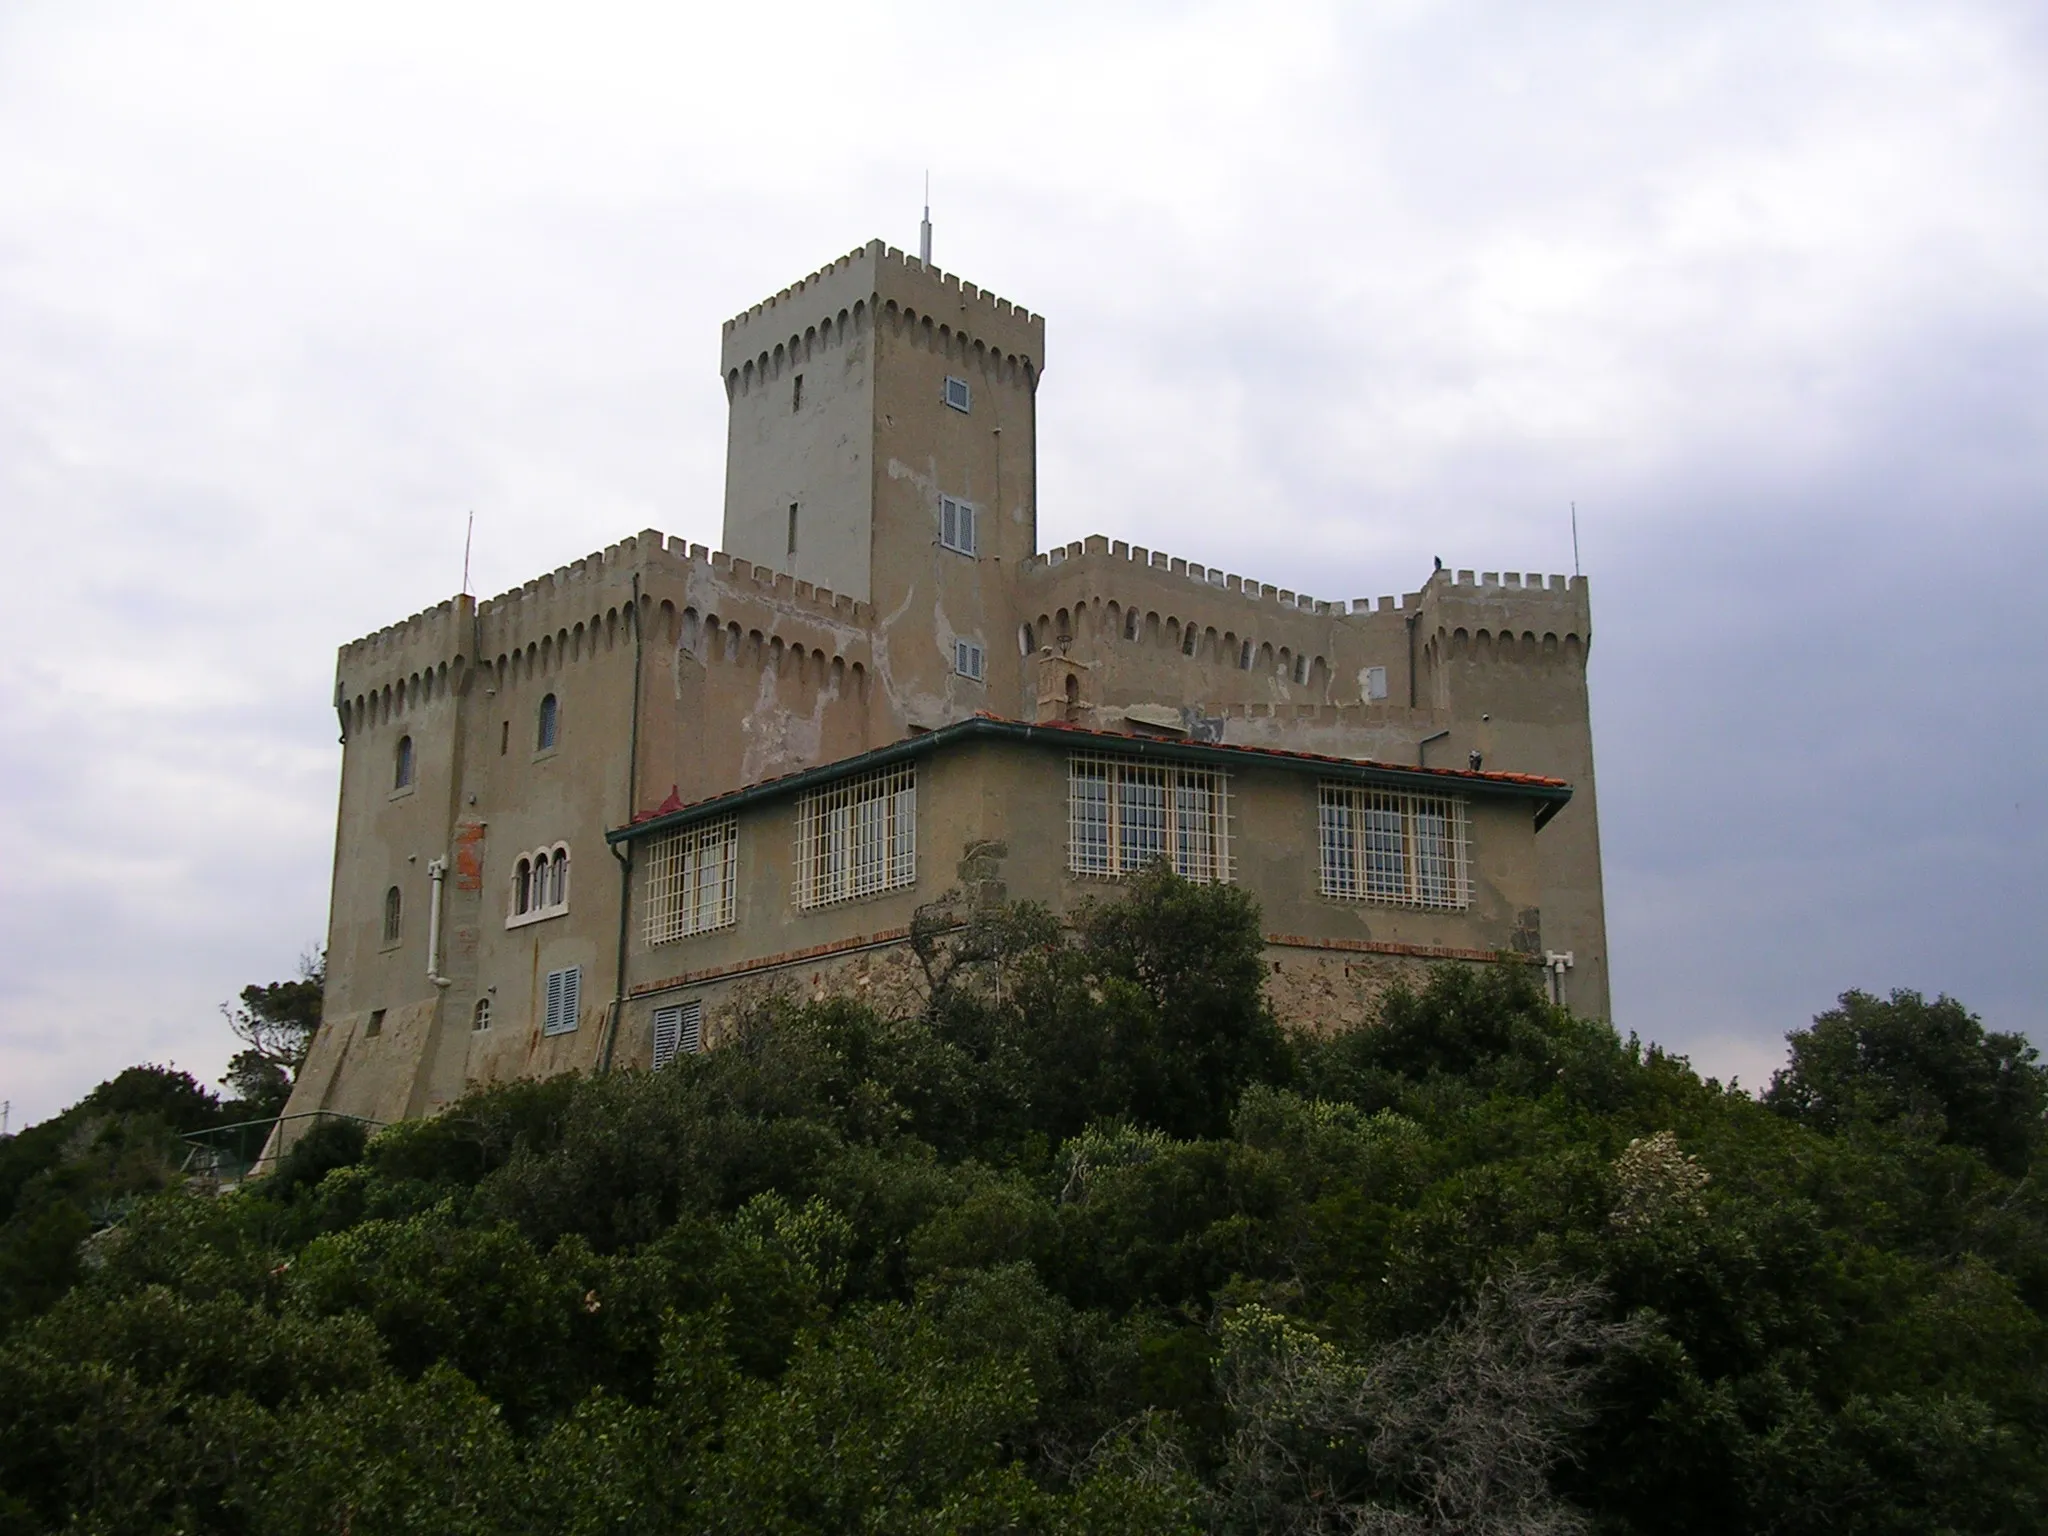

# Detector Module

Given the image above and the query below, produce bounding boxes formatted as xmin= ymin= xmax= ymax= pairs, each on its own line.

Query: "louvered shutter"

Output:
xmin=543 ymin=965 xmax=582 ymax=1036
xmin=942 ymin=497 xmax=958 ymax=549
xmin=653 ymin=1006 xmax=681 ymax=1069
xmin=679 ymin=1001 xmax=702 ymax=1056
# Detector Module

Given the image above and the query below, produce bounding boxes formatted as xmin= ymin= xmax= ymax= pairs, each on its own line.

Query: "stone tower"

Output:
xmin=720 ymin=239 xmax=1045 ymax=608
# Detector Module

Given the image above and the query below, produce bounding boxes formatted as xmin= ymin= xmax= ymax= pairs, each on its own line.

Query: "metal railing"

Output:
xmin=180 ymin=1110 xmax=383 ymax=1189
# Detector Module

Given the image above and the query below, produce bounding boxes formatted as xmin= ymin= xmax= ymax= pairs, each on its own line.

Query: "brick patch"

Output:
xmin=1265 ymin=932 xmax=1542 ymax=966
xmin=631 ymin=926 xmax=915 ymax=998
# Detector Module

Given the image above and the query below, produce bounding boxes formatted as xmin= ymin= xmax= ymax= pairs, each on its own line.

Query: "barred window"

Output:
xmin=645 ymin=817 xmax=738 ymax=943
xmin=1068 ymin=754 xmax=1230 ymax=883
xmin=794 ymin=763 xmax=916 ymax=908
xmin=652 ymin=1000 xmax=702 ymax=1069
xmin=1318 ymin=785 xmax=1469 ymax=908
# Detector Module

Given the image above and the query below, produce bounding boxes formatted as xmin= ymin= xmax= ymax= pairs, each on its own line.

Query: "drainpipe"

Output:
xmin=425 ymin=858 xmax=453 ymax=989
xmin=1544 ymin=950 xmax=1574 ymax=1008
xmin=598 ymin=572 xmax=644 ymax=1074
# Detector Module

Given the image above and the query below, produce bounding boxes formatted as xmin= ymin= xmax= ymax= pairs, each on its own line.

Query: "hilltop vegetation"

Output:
xmin=3 ymin=871 xmax=2045 ymax=1533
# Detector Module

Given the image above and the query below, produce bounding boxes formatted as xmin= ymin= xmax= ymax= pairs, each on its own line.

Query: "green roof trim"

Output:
xmin=607 ymin=715 xmax=1574 ymax=846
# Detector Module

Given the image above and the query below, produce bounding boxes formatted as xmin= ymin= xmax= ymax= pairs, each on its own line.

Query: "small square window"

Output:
xmin=940 ymin=496 xmax=977 ymax=556
xmin=943 ymin=376 xmax=971 ymax=413
xmin=954 ymin=640 xmax=985 ymax=681
xmin=365 ymin=1007 xmax=386 ymax=1038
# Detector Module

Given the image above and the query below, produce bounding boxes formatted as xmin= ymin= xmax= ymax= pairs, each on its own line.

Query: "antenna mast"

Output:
xmin=462 ymin=510 xmax=475 ymax=596
xmin=919 ymin=173 xmax=932 ymax=265
xmin=1571 ymin=502 xmax=1581 ymax=578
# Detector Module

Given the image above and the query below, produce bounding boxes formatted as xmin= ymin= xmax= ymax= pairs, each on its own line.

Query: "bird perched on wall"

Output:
xmin=1434 ymin=556 xmax=1444 ymax=571
xmin=1469 ymin=750 xmax=1483 ymax=771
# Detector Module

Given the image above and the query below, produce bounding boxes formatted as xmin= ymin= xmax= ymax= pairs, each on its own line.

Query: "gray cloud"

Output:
xmin=2 ymin=0 xmax=2043 ymax=1124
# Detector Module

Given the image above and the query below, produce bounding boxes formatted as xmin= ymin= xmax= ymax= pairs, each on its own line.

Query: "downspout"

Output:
xmin=425 ymin=858 xmax=453 ymax=989
xmin=598 ymin=572 xmax=643 ymax=1074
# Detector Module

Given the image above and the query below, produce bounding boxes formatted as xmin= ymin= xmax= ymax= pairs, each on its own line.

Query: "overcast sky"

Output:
xmin=3 ymin=1 xmax=2044 ymax=1128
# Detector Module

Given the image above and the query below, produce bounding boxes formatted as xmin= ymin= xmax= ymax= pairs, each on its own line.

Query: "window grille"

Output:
xmin=940 ymin=496 xmax=977 ymax=556
xmin=1318 ymin=785 xmax=1469 ymax=908
xmin=652 ymin=1000 xmax=703 ymax=1069
xmin=1067 ymin=754 xmax=1231 ymax=883
xmin=472 ymin=998 xmax=491 ymax=1031
xmin=794 ymin=763 xmax=916 ymax=908
xmin=537 ymin=693 xmax=559 ymax=751
xmin=954 ymin=639 xmax=985 ymax=681
xmin=943 ymin=375 xmax=971 ymax=413
xmin=543 ymin=965 xmax=582 ymax=1035
xmin=645 ymin=817 xmax=738 ymax=943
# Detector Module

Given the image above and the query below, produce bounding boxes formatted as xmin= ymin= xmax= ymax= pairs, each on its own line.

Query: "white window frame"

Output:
xmin=1318 ymin=785 xmax=1470 ymax=909
xmin=940 ymin=496 xmax=978 ymax=557
xmin=507 ymin=841 xmax=572 ymax=928
xmin=943 ymin=375 xmax=971 ymax=413
xmin=1067 ymin=754 xmax=1232 ymax=884
xmin=543 ymin=965 xmax=582 ymax=1035
xmin=644 ymin=817 xmax=739 ymax=945
xmin=652 ymin=999 xmax=703 ymax=1069
xmin=954 ymin=639 xmax=985 ymax=681
xmin=793 ymin=762 xmax=917 ymax=909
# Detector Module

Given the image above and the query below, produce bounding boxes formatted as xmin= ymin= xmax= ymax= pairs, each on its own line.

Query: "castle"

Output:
xmin=282 ymin=237 xmax=1607 ymax=1129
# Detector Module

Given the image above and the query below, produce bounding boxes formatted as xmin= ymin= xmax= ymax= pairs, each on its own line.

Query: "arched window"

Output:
xmin=393 ymin=735 xmax=414 ymax=789
xmin=1239 ymin=640 xmax=1254 ymax=670
xmin=1124 ymin=608 xmax=1140 ymax=641
xmin=508 ymin=845 xmax=571 ymax=927
xmin=537 ymin=693 xmax=559 ymax=751
xmin=383 ymin=885 xmax=402 ymax=944
xmin=472 ymin=997 xmax=492 ymax=1031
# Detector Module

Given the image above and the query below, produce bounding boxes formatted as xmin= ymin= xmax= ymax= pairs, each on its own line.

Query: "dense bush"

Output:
xmin=2 ymin=870 xmax=2044 ymax=1533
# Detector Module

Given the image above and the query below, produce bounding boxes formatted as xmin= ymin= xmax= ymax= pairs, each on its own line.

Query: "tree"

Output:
xmin=1766 ymin=988 xmax=2048 ymax=1175
xmin=220 ymin=949 xmax=325 ymax=1117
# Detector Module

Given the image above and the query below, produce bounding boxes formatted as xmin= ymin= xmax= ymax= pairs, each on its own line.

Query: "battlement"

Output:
xmin=338 ymin=530 xmax=876 ymax=684
xmin=721 ymin=239 xmax=1044 ymax=382
xmin=1024 ymin=535 xmax=1429 ymax=617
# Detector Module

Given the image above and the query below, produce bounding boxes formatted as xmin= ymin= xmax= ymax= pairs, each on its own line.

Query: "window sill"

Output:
xmin=531 ymin=747 xmax=560 ymax=764
xmin=506 ymin=905 xmax=569 ymax=931
xmin=379 ymin=938 xmax=402 ymax=953
xmin=388 ymin=785 xmax=415 ymax=801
